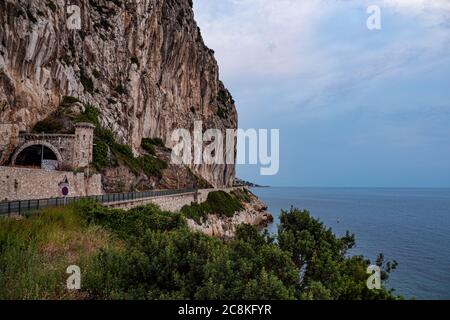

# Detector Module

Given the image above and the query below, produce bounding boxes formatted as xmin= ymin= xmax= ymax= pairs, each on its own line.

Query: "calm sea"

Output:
xmin=251 ymin=187 xmax=450 ymax=300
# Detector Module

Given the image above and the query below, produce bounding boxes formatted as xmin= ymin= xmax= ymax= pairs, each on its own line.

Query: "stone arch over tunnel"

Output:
xmin=12 ymin=141 xmax=63 ymax=170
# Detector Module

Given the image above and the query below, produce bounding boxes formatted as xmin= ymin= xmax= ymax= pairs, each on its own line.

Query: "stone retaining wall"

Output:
xmin=105 ymin=192 xmax=197 ymax=212
xmin=0 ymin=166 xmax=103 ymax=201
xmin=105 ymin=187 xmax=241 ymax=212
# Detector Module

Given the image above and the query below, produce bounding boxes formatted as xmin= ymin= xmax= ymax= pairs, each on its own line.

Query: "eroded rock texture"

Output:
xmin=187 ymin=189 xmax=274 ymax=240
xmin=0 ymin=0 xmax=237 ymax=187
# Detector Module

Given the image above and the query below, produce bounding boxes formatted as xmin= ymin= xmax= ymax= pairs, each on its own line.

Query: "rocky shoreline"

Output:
xmin=186 ymin=189 xmax=273 ymax=240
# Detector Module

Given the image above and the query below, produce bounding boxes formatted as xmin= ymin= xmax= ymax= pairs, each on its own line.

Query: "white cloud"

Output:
xmin=194 ymin=0 xmax=331 ymax=81
xmin=383 ymin=0 xmax=450 ymax=13
xmin=194 ymin=0 xmax=450 ymax=119
xmin=381 ymin=0 xmax=450 ymax=27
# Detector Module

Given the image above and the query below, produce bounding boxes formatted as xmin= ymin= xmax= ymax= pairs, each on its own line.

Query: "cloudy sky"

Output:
xmin=194 ymin=0 xmax=450 ymax=187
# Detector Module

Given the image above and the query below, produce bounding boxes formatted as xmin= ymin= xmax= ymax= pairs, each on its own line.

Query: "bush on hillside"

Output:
xmin=93 ymin=140 xmax=109 ymax=169
xmin=141 ymin=138 xmax=156 ymax=155
xmin=32 ymin=117 xmax=64 ymax=133
xmin=181 ymin=190 xmax=244 ymax=224
xmin=0 ymin=200 xmax=399 ymax=300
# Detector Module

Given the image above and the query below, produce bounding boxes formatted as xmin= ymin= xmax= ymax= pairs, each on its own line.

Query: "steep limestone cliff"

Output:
xmin=0 ymin=0 xmax=237 ymax=187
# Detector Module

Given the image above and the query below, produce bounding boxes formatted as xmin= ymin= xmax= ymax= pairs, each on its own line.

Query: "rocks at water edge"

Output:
xmin=186 ymin=190 xmax=274 ymax=239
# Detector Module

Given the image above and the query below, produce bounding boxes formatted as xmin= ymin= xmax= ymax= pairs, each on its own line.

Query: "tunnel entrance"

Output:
xmin=14 ymin=144 xmax=59 ymax=170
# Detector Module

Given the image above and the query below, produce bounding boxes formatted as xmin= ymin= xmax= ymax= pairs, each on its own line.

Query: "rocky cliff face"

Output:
xmin=187 ymin=189 xmax=273 ymax=240
xmin=0 ymin=0 xmax=237 ymax=187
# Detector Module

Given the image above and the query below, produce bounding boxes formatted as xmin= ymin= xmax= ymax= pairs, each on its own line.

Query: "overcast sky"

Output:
xmin=194 ymin=0 xmax=450 ymax=187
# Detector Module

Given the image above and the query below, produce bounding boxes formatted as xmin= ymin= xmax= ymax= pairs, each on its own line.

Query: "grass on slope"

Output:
xmin=0 ymin=206 xmax=119 ymax=299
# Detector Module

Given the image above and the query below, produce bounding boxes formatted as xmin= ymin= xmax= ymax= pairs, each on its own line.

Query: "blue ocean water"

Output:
xmin=251 ymin=187 xmax=450 ymax=300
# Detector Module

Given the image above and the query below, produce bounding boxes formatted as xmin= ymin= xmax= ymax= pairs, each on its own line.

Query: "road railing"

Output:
xmin=0 ymin=188 xmax=196 ymax=216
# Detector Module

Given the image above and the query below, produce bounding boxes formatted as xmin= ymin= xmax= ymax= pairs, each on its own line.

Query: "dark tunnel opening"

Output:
xmin=14 ymin=145 xmax=59 ymax=169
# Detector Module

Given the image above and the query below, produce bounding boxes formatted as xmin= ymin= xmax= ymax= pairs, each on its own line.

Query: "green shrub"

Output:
xmin=96 ymin=127 xmax=115 ymax=144
xmin=74 ymin=200 xmax=186 ymax=239
xmin=110 ymin=144 xmax=139 ymax=173
xmin=181 ymin=191 xmax=244 ymax=224
xmin=187 ymin=167 xmax=213 ymax=189
xmin=217 ymin=89 xmax=228 ymax=105
xmin=113 ymin=143 xmax=133 ymax=159
xmin=139 ymin=155 xmax=167 ymax=177
xmin=32 ymin=118 xmax=63 ymax=133
xmin=217 ymin=107 xmax=227 ymax=119
xmin=143 ymin=137 xmax=165 ymax=147
xmin=206 ymin=191 xmax=243 ymax=217
xmin=231 ymin=188 xmax=252 ymax=203
xmin=61 ymin=95 xmax=80 ymax=105
xmin=76 ymin=104 xmax=100 ymax=126
xmin=141 ymin=138 xmax=156 ymax=155
xmin=180 ymin=202 xmax=211 ymax=224
xmin=93 ymin=140 xmax=109 ymax=169
xmin=141 ymin=137 xmax=170 ymax=157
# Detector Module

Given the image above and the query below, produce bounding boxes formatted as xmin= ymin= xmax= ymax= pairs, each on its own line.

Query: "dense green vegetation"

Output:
xmin=141 ymin=138 xmax=157 ymax=156
xmin=0 ymin=200 xmax=398 ymax=300
xmin=92 ymin=140 xmax=109 ymax=169
xmin=141 ymin=137 xmax=170 ymax=155
xmin=60 ymin=96 xmax=81 ymax=106
xmin=33 ymin=117 xmax=64 ymax=134
xmin=181 ymin=190 xmax=244 ymax=224
xmin=277 ymin=209 xmax=397 ymax=299
xmin=0 ymin=206 xmax=117 ymax=299
xmin=231 ymin=188 xmax=253 ymax=203
xmin=139 ymin=155 xmax=167 ymax=178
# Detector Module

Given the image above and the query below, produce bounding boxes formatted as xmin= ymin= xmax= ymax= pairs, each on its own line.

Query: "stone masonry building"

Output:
xmin=2 ymin=122 xmax=95 ymax=170
xmin=0 ymin=122 xmax=100 ymax=201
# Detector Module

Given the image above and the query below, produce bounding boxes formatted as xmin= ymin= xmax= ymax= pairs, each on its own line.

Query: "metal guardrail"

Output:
xmin=0 ymin=188 xmax=196 ymax=216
